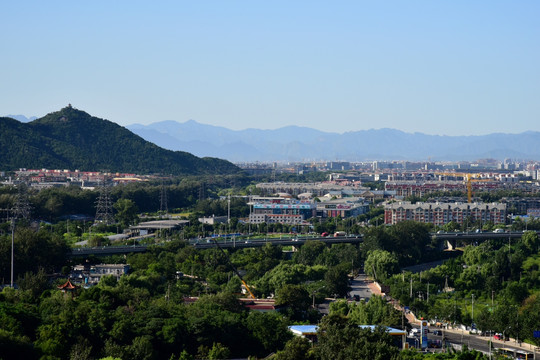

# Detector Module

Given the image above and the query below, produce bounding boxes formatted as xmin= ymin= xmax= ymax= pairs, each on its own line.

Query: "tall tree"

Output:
xmin=114 ymin=198 xmax=139 ymax=229
xmin=364 ymin=250 xmax=399 ymax=282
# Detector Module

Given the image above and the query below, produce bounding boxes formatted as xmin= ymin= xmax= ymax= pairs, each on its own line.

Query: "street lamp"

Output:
xmin=503 ymin=326 xmax=511 ymax=345
xmin=471 ymin=293 xmax=475 ymax=330
xmin=311 ymin=286 xmax=325 ymax=309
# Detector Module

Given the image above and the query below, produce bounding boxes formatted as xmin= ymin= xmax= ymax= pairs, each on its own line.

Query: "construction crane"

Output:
xmin=434 ymin=172 xmax=494 ymax=203
xmin=466 ymin=177 xmax=493 ymax=203
xmin=211 ymin=239 xmax=256 ymax=299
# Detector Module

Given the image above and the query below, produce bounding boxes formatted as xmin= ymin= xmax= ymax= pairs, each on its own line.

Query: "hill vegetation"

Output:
xmin=0 ymin=106 xmax=239 ymax=175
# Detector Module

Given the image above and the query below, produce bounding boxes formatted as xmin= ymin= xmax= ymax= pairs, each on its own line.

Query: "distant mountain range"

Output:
xmin=0 ymin=108 xmax=239 ymax=175
xmin=127 ymin=120 xmax=540 ymax=162
xmin=6 ymin=115 xmax=38 ymax=123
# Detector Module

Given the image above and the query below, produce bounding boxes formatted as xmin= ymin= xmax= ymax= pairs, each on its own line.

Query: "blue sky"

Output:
xmin=1 ymin=1 xmax=539 ymax=135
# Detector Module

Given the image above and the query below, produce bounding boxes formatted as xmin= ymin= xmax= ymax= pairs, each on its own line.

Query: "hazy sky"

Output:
xmin=2 ymin=1 xmax=539 ymax=135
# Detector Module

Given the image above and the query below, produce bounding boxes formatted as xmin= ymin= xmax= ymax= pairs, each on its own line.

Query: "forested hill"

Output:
xmin=0 ymin=107 xmax=239 ymax=175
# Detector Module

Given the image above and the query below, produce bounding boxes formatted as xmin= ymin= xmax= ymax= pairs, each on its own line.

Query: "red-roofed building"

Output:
xmin=57 ymin=279 xmax=77 ymax=292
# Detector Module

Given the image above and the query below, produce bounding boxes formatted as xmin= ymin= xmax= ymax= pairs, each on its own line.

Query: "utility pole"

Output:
xmin=227 ymin=194 xmax=231 ymax=234
xmin=471 ymin=294 xmax=475 ymax=328
xmin=410 ymin=277 xmax=413 ymax=298
xmin=10 ymin=218 xmax=15 ymax=288
xmin=401 ymin=305 xmax=404 ymax=330
xmin=248 ymin=195 xmax=251 ymax=234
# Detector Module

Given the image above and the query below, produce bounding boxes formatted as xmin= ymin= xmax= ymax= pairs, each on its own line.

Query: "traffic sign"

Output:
xmin=534 ymin=330 xmax=540 ymax=338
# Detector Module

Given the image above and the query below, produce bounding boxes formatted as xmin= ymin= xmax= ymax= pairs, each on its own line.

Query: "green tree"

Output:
xmin=294 ymin=241 xmax=326 ymax=266
xmin=114 ymin=198 xmax=139 ymax=229
xmin=324 ymin=266 xmax=350 ymax=298
xmin=16 ymin=268 xmax=49 ymax=299
xmin=275 ymin=284 xmax=311 ymax=320
xmin=246 ymin=312 xmax=292 ymax=355
xmin=520 ymin=293 xmax=540 ymax=346
xmin=127 ymin=335 xmax=154 ymax=360
xmin=364 ymin=250 xmax=399 ymax=282
xmin=315 ymin=315 xmax=399 ymax=360
xmin=274 ymin=336 xmax=314 ymax=360
xmin=348 ymin=295 xmax=403 ymax=328
xmin=207 ymin=342 xmax=230 ymax=360
xmin=522 ymin=231 xmax=540 ymax=252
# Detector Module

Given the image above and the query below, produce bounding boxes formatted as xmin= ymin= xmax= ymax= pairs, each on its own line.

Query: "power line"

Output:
xmin=160 ymin=180 xmax=168 ymax=218
xmin=94 ymin=182 xmax=114 ymax=225
xmin=13 ymin=184 xmax=32 ymax=221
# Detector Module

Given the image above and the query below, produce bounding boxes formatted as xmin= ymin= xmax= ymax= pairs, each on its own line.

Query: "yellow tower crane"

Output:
xmin=434 ymin=172 xmax=493 ymax=203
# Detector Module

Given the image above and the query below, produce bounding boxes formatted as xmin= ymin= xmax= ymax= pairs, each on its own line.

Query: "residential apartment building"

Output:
xmin=249 ymin=203 xmax=316 ymax=225
xmin=384 ymin=201 xmax=507 ymax=226
xmin=384 ymin=180 xmax=501 ymax=198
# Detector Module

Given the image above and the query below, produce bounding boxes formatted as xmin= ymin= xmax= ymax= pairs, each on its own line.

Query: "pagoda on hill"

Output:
xmin=57 ymin=279 xmax=78 ymax=294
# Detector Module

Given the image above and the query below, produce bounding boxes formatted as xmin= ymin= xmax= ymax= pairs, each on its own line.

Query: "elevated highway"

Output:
xmin=70 ymin=230 xmax=533 ymax=257
xmin=70 ymin=235 xmax=364 ymax=257
xmin=433 ymin=231 xmax=527 ymax=241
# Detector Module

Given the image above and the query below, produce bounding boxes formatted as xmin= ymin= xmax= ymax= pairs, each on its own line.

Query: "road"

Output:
xmin=409 ymin=323 xmax=539 ymax=357
xmin=411 ymin=326 xmax=491 ymax=354
xmin=349 ymin=274 xmax=376 ymax=300
xmin=317 ymin=273 xmax=376 ymax=315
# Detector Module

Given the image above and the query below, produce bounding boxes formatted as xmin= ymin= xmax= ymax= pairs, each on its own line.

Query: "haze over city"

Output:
xmin=2 ymin=1 xmax=539 ymax=136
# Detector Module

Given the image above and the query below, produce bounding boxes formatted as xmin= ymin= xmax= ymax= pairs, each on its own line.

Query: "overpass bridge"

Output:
xmin=70 ymin=235 xmax=364 ymax=257
xmin=71 ymin=245 xmax=149 ymax=257
xmin=70 ymin=231 xmax=533 ymax=257
xmin=434 ymin=230 xmax=530 ymax=249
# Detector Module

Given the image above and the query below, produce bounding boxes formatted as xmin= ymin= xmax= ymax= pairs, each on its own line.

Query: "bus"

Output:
xmin=494 ymin=347 xmax=533 ymax=359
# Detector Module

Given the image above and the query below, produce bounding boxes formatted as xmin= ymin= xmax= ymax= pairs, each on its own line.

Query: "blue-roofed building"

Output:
xmin=288 ymin=325 xmax=319 ymax=343
xmin=249 ymin=202 xmax=316 ymax=224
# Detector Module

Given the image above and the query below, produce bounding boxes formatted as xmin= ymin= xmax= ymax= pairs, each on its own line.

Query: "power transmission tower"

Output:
xmin=160 ymin=181 xmax=168 ymax=218
xmin=9 ymin=184 xmax=32 ymax=288
xmin=13 ymin=184 xmax=32 ymax=221
xmin=94 ymin=183 xmax=114 ymax=225
xmin=199 ymin=182 xmax=206 ymax=201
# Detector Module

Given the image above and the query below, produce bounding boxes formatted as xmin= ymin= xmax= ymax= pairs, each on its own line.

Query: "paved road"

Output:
xmin=317 ymin=274 xmax=376 ymax=315
xmin=409 ymin=323 xmax=539 ymax=357
xmin=349 ymin=274 xmax=375 ymax=300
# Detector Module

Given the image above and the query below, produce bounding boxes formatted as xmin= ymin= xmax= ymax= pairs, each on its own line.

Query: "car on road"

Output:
xmin=494 ymin=333 xmax=502 ymax=340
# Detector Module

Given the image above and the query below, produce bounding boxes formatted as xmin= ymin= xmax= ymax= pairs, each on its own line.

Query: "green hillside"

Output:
xmin=0 ymin=106 xmax=239 ymax=175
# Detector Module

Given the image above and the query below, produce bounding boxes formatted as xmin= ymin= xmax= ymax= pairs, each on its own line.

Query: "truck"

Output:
xmin=334 ymin=231 xmax=346 ymax=237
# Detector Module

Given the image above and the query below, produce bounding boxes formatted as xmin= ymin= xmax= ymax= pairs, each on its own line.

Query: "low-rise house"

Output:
xmin=71 ymin=263 xmax=130 ymax=285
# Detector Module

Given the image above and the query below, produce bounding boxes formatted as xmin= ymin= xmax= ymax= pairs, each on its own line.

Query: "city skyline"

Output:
xmin=2 ymin=1 xmax=539 ymax=136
